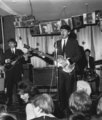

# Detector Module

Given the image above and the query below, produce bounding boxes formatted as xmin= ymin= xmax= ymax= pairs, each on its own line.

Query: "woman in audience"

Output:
xmin=18 ymin=80 xmax=39 ymax=120
xmin=69 ymin=90 xmax=92 ymax=120
xmin=30 ymin=93 xmax=59 ymax=120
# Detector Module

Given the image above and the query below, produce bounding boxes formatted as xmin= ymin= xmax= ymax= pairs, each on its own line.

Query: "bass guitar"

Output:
xmin=38 ymin=52 xmax=75 ymax=73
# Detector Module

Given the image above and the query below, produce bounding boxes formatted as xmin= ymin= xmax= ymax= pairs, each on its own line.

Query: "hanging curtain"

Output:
xmin=92 ymin=25 xmax=102 ymax=60
xmin=77 ymin=26 xmax=91 ymax=50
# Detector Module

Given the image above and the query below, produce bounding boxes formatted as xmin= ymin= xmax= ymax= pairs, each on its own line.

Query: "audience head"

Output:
xmin=76 ymin=80 xmax=91 ymax=95
xmin=0 ymin=113 xmax=17 ymax=120
xmin=69 ymin=90 xmax=92 ymax=114
xmin=97 ymin=96 xmax=102 ymax=115
xmin=18 ymin=80 xmax=39 ymax=103
xmin=31 ymin=93 xmax=54 ymax=115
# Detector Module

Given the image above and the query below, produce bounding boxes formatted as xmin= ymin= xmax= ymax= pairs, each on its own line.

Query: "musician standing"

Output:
xmin=55 ymin=25 xmax=81 ymax=117
xmin=3 ymin=38 xmax=27 ymax=105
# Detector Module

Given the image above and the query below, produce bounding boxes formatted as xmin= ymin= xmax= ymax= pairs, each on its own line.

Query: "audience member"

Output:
xmin=18 ymin=80 xmax=39 ymax=120
xmin=69 ymin=91 xmax=92 ymax=120
xmin=76 ymin=80 xmax=92 ymax=96
xmin=30 ymin=93 xmax=59 ymax=120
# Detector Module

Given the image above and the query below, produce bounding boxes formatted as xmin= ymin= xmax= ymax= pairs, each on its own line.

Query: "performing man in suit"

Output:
xmin=3 ymin=38 xmax=28 ymax=105
xmin=54 ymin=25 xmax=81 ymax=116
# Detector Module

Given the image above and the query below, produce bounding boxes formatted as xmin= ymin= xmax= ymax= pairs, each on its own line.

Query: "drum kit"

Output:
xmin=77 ymin=68 xmax=98 ymax=82
xmin=77 ymin=63 xmax=102 ymax=95
xmin=83 ymin=68 xmax=98 ymax=82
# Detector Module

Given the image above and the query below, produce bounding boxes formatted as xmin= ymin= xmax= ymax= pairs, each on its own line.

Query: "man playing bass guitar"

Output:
xmin=55 ymin=25 xmax=81 ymax=117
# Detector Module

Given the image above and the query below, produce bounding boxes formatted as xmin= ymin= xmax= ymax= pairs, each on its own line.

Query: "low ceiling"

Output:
xmin=0 ymin=0 xmax=102 ymax=21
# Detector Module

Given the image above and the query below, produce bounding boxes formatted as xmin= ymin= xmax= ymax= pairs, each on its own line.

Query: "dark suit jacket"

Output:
xmin=3 ymin=48 xmax=25 ymax=87
xmin=4 ymin=48 xmax=24 ymax=71
xmin=56 ymin=34 xmax=81 ymax=65
xmin=76 ymin=45 xmax=87 ymax=75
xmin=85 ymin=56 xmax=95 ymax=70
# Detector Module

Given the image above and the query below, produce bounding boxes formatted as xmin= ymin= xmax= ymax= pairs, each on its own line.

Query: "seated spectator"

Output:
xmin=69 ymin=91 xmax=92 ymax=120
xmin=30 ymin=93 xmax=59 ymax=120
xmin=18 ymin=80 xmax=40 ymax=120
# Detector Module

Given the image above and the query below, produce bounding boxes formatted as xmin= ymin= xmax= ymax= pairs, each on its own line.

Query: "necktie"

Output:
xmin=11 ymin=49 xmax=15 ymax=54
xmin=62 ymin=39 xmax=66 ymax=50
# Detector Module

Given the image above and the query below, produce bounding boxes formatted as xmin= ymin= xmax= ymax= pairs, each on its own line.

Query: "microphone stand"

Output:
xmin=54 ymin=44 xmax=59 ymax=100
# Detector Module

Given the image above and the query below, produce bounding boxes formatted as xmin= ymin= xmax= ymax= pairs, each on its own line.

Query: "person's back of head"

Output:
xmin=18 ymin=80 xmax=39 ymax=100
xmin=31 ymin=93 xmax=54 ymax=114
xmin=69 ymin=90 xmax=92 ymax=114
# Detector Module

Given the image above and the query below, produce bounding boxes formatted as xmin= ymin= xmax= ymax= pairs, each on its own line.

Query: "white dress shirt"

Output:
xmin=61 ymin=37 xmax=68 ymax=50
xmin=11 ymin=48 xmax=15 ymax=54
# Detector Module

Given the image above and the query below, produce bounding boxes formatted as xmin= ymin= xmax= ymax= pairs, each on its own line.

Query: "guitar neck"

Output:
xmin=24 ymin=44 xmax=55 ymax=61
xmin=41 ymin=53 xmax=55 ymax=61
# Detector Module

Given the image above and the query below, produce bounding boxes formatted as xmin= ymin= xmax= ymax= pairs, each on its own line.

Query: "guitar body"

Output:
xmin=4 ymin=59 xmax=18 ymax=71
xmin=56 ymin=55 xmax=75 ymax=73
xmin=5 ymin=63 xmax=13 ymax=70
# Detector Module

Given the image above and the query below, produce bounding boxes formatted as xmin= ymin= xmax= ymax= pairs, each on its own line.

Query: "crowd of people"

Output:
xmin=0 ymin=85 xmax=102 ymax=120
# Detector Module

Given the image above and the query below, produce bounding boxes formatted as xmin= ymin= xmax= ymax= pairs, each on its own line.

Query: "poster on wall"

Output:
xmin=83 ymin=12 xmax=96 ymax=25
xmin=72 ymin=15 xmax=83 ymax=29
